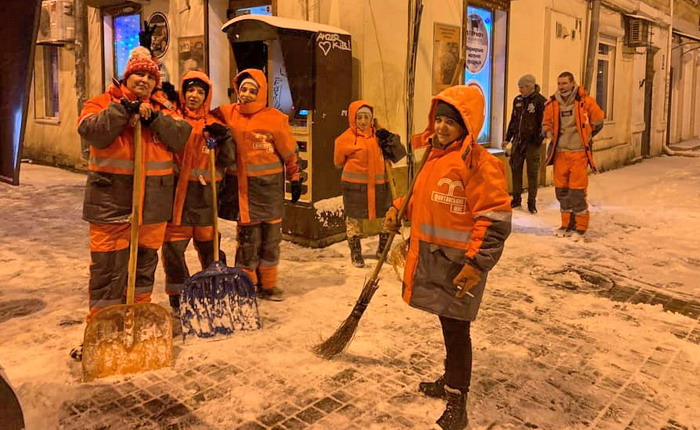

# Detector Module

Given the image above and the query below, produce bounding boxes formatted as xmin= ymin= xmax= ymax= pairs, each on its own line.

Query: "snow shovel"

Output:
xmin=82 ymin=120 xmax=173 ymax=382
xmin=179 ymin=135 xmax=261 ymax=340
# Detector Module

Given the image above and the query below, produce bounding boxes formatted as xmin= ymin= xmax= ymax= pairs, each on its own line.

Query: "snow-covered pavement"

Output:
xmin=1 ymin=154 xmax=699 ymax=429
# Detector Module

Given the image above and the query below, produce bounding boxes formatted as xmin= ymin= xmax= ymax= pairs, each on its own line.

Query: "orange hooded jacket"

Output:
xmin=542 ymin=86 xmax=605 ymax=170
xmin=333 ymin=100 xmax=390 ymax=220
xmin=213 ymin=69 xmax=300 ymax=224
xmin=78 ymin=82 xmax=191 ymax=225
xmin=395 ymin=85 xmax=512 ymax=321
xmin=171 ymin=71 xmax=235 ymax=226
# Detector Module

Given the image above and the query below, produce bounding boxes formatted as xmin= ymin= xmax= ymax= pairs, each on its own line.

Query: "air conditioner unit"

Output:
xmin=37 ymin=0 xmax=76 ymax=45
xmin=625 ymin=18 xmax=650 ymax=47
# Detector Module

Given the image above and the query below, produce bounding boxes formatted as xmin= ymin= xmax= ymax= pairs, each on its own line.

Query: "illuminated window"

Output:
xmin=464 ymin=6 xmax=493 ymax=144
xmin=113 ymin=14 xmax=140 ymax=79
xmin=596 ymin=40 xmax=615 ymax=120
xmin=34 ymin=45 xmax=60 ymax=120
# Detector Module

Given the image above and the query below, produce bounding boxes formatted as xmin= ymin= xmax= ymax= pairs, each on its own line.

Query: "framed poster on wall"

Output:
xmin=464 ymin=6 xmax=493 ymax=144
xmin=147 ymin=12 xmax=169 ymax=58
xmin=432 ymin=23 xmax=461 ymax=95
xmin=178 ymin=35 xmax=206 ymax=79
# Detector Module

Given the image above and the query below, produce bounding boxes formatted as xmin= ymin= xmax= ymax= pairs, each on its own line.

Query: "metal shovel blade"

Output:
xmin=82 ymin=303 xmax=173 ymax=382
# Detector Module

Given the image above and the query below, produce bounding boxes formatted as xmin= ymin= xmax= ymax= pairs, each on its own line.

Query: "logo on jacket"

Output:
xmin=252 ymin=131 xmax=275 ymax=153
xmin=431 ymin=178 xmax=467 ymax=214
xmin=527 ymin=102 xmax=536 ymax=113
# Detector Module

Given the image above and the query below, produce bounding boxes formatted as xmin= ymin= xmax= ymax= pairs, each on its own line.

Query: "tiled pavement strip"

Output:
xmin=58 ymin=264 xmax=700 ymax=430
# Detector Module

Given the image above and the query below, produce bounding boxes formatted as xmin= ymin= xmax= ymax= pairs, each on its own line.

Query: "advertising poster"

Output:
xmin=147 ymin=12 xmax=169 ymax=59
xmin=432 ymin=23 xmax=461 ymax=95
xmin=464 ymin=6 xmax=493 ymax=144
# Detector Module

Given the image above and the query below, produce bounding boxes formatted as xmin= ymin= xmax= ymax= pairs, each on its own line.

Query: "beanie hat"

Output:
xmin=435 ymin=101 xmax=466 ymax=130
xmin=356 ymin=106 xmax=372 ymax=117
xmin=518 ymin=74 xmax=536 ymax=87
xmin=123 ymin=48 xmax=161 ymax=88
xmin=183 ymin=77 xmax=210 ymax=98
xmin=239 ymin=77 xmax=259 ymax=91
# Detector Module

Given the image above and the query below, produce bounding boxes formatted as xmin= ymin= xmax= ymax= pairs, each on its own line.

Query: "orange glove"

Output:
xmin=453 ymin=263 xmax=482 ymax=298
xmin=383 ymin=206 xmax=400 ymax=234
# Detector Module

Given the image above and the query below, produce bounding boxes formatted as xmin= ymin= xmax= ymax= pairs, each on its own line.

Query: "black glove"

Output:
xmin=120 ymin=98 xmax=141 ymax=115
xmin=140 ymin=110 xmax=159 ymax=126
xmin=290 ymin=181 xmax=302 ymax=203
xmin=204 ymin=123 xmax=229 ymax=139
xmin=161 ymin=81 xmax=178 ymax=103
xmin=139 ymin=20 xmax=154 ymax=50
xmin=376 ymin=128 xmax=392 ymax=141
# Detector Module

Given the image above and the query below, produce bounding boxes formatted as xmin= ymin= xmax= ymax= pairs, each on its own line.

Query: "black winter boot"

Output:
xmin=348 ymin=237 xmax=365 ymax=268
xmin=418 ymin=374 xmax=446 ymax=399
xmin=527 ymin=197 xmax=537 ymax=214
xmin=375 ymin=233 xmax=391 ymax=258
xmin=510 ymin=195 xmax=522 ymax=208
xmin=436 ymin=386 xmax=468 ymax=430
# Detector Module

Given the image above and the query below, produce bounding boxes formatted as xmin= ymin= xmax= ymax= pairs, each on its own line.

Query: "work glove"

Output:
xmin=290 ymin=180 xmax=302 ymax=203
xmin=120 ymin=98 xmax=141 ymax=116
xmin=140 ymin=110 xmax=159 ymax=126
xmin=453 ymin=262 xmax=482 ymax=299
xmin=204 ymin=123 xmax=229 ymax=140
xmin=161 ymin=81 xmax=179 ymax=103
xmin=139 ymin=20 xmax=154 ymax=50
xmin=383 ymin=206 xmax=400 ymax=234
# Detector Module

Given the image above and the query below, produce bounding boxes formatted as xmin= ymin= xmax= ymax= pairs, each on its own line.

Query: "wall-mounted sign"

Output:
xmin=147 ymin=12 xmax=169 ymax=58
xmin=468 ymin=0 xmax=510 ymax=11
xmin=464 ymin=6 xmax=493 ymax=144
xmin=178 ymin=35 xmax=206 ymax=79
xmin=432 ymin=23 xmax=461 ymax=95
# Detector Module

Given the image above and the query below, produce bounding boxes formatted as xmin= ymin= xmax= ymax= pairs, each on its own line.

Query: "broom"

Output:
xmin=313 ymin=145 xmax=432 ymax=359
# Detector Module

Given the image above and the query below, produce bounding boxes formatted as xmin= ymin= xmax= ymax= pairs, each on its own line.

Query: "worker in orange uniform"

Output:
xmin=72 ymin=49 xmax=192 ymax=360
xmin=542 ymin=71 xmax=604 ymax=241
xmin=161 ymin=71 xmax=236 ymax=313
xmin=384 ymin=86 xmax=511 ymax=430
xmin=214 ymin=69 xmax=301 ymax=301
xmin=334 ymin=100 xmax=406 ymax=268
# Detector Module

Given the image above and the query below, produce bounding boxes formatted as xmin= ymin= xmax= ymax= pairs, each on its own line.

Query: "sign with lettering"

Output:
xmin=468 ymin=0 xmax=510 ymax=11
xmin=464 ymin=6 xmax=493 ymax=144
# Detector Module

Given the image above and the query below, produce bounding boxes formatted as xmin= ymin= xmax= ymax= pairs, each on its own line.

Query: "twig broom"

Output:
xmin=313 ymin=146 xmax=433 ymax=359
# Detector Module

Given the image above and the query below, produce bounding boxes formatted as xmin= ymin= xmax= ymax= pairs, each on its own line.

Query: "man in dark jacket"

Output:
xmin=504 ymin=74 xmax=547 ymax=213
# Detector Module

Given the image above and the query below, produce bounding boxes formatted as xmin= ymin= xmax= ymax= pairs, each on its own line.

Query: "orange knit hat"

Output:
xmin=123 ymin=48 xmax=161 ymax=87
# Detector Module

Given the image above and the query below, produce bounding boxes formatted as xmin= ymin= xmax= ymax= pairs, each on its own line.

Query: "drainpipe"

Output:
xmin=583 ymin=0 xmax=601 ymax=91
xmin=661 ymin=0 xmax=675 ymax=155
xmin=74 ymin=0 xmax=88 ymax=112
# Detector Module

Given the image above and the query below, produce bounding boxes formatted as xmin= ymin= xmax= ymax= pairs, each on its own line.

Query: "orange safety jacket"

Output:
xmin=395 ymin=86 xmax=512 ymax=321
xmin=78 ymin=83 xmax=191 ymax=224
xmin=334 ymin=100 xmax=390 ymax=220
xmin=213 ymin=68 xmax=300 ymax=224
xmin=542 ymin=86 xmax=605 ymax=170
xmin=171 ymin=71 xmax=235 ymax=226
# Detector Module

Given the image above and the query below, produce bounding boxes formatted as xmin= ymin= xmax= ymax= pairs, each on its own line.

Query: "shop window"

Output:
xmin=464 ymin=6 xmax=494 ymax=144
xmin=34 ymin=45 xmax=60 ymax=121
xmin=596 ymin=40 xmax=616 ymax=120
xmin=113 ymin=13 xmax=141 ymax=79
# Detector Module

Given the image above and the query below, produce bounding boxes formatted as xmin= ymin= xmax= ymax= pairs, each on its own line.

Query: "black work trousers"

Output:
xmin=509 ymin=143 xmax=542 ymax=202
xmin=439 ymin=316 xmax=472 ymax=392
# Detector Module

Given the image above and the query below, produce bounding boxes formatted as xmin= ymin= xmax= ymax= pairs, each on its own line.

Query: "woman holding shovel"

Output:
xmin=384 ymin=86 xmax=511 ymax=430
xmin=161 ymin=71 xmax=236 ymax=314
xmin=333 ymin=101 xmax=406 ymax=268
xmin=73 ymin=49 xmax=192 ymax=359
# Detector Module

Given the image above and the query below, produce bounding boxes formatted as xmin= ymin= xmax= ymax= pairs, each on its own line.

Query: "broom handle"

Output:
xmin=209 ymin=144 xmax=219 ymax=262
xmin=369 ymin=145 xmax=432 ymax=281
xmin=126 ymin=120 xmax=143 ymax=305
xmin=384 ymin=159 xmax=398 ymax=201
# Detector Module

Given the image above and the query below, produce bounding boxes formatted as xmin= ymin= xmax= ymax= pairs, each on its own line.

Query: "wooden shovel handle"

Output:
xmin=126 ymin=120 xmax=142 ymax=305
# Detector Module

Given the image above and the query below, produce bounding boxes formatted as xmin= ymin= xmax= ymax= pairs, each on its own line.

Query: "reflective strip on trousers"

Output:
xmin=89 ymin=297 xmax=123 ymax=309
xmin=89 ymin=157 xmax=173 ymax=171
xmin=247 ymin=161 xmax=282 ymax=172
xmin=420 ymin=223 xmax=472 ymax=243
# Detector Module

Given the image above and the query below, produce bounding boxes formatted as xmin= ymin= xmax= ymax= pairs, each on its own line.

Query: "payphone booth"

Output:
xmin=222 ymin=15 xmax=352 ymax=247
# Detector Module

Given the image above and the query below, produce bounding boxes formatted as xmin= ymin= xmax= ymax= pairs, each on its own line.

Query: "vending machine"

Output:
xmin=222 ymin=15 xmax=352 ymax=247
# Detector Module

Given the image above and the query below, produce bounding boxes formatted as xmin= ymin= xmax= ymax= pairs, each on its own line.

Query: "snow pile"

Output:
xmin=313 ymin=195 xmax=344 ymax=227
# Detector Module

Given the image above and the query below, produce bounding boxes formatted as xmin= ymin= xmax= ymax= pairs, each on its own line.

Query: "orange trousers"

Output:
xmin=87 ymin=222 xmax=166 ymax=321
xmin=553 ymin=151 xmax=590 ymax=232
xmin=235 ymin=220 xmax=282 ymax=290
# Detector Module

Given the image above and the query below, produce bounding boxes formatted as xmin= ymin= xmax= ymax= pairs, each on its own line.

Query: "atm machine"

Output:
xmin=222 ymin=15 xmax=352 ymax=247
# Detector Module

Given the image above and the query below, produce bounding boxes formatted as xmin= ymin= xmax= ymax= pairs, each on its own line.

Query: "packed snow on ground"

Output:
xmin=1 ymin=155 xmax=700 ymax=429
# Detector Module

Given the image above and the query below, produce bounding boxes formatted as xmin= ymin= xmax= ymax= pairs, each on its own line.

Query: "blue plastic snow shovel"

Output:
xmin=179 ymin=135 xmax=262 ymax=340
